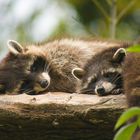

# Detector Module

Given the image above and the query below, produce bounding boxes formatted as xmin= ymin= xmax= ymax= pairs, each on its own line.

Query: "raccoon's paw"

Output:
xmin=112 ymin=88 xmax=123 ymax=95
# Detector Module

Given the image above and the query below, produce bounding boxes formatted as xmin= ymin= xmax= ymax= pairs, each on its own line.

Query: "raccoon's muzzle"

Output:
xmin=95 ymin=81 xmax=116 ymax=96
xmin=95 ymin=86 xmax=106 ymax=96
xmin=39 ymin=79 xmax=49 ymax=88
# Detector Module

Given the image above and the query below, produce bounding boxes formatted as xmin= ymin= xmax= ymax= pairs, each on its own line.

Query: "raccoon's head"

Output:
xmin=0 ymin=40 xmax=51 ymax=95
xmin=73 ymin=47 xmax=126 ymax=96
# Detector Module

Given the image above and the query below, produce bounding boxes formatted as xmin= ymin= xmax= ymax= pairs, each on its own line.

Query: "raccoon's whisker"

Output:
xmin=19 ymin=88 xmax=26 ymax=92
xmin=24 ymin=89 xmax=34 ymax=94
xmin=19 ymin=88 xmax=33 ymax=94
xmin=25 ymin=90 xmax=34 ymax=94
xmin=111 ymin=73 xmax=120 ymax=83
xmin=44 ymin=62 xmax=49 ymax=71
xmin=45 ymin=60 xmax=55 ymax=72
xmin=20 ymin=88 xmax=29 ymax=93
xmin=112 ymin=75 xmax=122 ymax=84
xmin=114 ymin=76 xmax=122 ymax=83
xmin=44 ymin=63 xmax=48 ymax=72
xmin=46 ymin=64 xmax=51 ymax=73
xmin=80 ymin=88 xmax=94 ymax=94
xmin=111 ymin=76 xmax=119 ymax=84
xmin=112 ymin=73 xmax=120 ymax=81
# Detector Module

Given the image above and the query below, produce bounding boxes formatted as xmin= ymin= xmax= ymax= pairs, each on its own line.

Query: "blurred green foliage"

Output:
xmin=0 ymin=0 xmax=140 ymax=56
xmin=114 ymin=107 xmax=140 ymax=140
xmin=127 ymin=44 xmax=140 ymax=52
xmin=65 ymin=0 xmax=140 ymax=39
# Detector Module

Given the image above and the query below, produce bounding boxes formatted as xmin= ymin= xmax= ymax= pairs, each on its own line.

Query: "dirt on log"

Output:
xmin=0 ymin=92 xmax=126 ymax=140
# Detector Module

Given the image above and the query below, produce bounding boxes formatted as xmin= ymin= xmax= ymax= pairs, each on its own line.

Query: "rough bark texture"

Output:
xmin=0 ymin=93 xmax=126 ymax=140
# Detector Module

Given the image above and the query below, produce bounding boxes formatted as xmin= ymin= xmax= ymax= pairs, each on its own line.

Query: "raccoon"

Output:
xmin=123 ymin=48 xmax=140 ymax=140
xmin=74 ymin=44 xmax=131 ymax=96
xmin=123 ymin=52 xmax=140 ymax=107
xmin=0 ymin=40 xmax=48 ymax=94
xmin=0 ymin=38 xmax=120 ymax=95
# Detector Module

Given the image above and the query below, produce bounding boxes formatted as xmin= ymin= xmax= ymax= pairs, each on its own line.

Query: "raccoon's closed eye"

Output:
xmin=103 ymin=72 xmax=117 ymax=78
xmin=31 ymin=66 xmax=37 ymax=72
xmin=31 ymin=57 xmax=46 ymax=72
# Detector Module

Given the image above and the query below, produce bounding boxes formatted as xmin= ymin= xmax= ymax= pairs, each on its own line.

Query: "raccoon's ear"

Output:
xmin=72 ymin=68 xmax=85 ymax=80
xmin=113 ymin=48 xmax=126 ymax=63
xmin=7 ymin=40 xmax=24 ymax=55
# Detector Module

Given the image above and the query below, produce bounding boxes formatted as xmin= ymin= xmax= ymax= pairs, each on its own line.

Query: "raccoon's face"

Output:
xmin=0 ymin=40 xmax=51 ymax=95
xmin=82 ymin=69 xmax=123 ymax=96
xmin=20 ymin=56 xmax=50 ymax=95
xmin=73 ymin=48 xmax=126 ymax=96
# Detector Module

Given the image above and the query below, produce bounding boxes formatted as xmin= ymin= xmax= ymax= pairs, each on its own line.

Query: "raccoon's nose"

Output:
xmin=96 ymin=87 xmax=105 ymax=96
xmin=40 ymin=80 xmax=48 ymax=88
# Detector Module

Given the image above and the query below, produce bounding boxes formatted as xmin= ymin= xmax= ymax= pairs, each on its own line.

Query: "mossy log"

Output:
xmin=0 ymin=93 xmax=126 ymax=140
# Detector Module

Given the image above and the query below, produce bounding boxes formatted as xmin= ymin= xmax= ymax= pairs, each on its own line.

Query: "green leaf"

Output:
xmin=137 ymin=116 xmax=140 ymax=127
xmin=115 ymin=107 xmax=140 ymax=129
xmin=114 ymin=122 xmax=137 ymax=140
xmin=127 ymin=45 xmax=140 ymax=52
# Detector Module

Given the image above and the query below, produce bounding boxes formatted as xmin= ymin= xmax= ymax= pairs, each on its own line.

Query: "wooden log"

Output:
xmin=0 ymin=93 xmax=126 ymax=140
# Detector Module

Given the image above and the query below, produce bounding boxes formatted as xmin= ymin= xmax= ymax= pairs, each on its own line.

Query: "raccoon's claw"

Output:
xmin=112 ymin=89 xmax=123 ymax=95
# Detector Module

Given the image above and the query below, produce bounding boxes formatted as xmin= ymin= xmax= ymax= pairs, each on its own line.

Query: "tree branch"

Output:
xmin=110 ymin=0 xmax=117 ymax=39
xmin=117 ymin=0 xmax=138 ymax=24
xmin=106 ymin=0 xmax=112 ymax=6
xmin=0 ymin=93 xmax=126 ymax=140
xmin=92 ymin=0 xmax=110 ymax=22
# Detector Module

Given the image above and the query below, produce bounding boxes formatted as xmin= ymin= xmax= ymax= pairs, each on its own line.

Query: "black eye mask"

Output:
xmin=30 ymin=57 xmax=47 ymax=72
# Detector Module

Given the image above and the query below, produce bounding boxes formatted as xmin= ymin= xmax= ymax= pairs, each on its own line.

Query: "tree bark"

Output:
xmin=0 ymin=93 xmax=126 ymax=140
